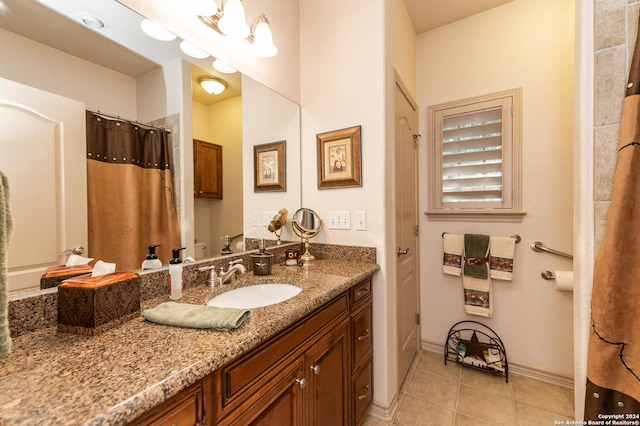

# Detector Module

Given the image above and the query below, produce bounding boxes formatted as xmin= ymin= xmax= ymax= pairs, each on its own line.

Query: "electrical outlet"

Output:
xmin=253 ymin=211 xmax=261 ymax=227
xmin=354 ymin=211 xmax=366 ymax=230
xmin=328 ymin=211 xmax=351 ymax=229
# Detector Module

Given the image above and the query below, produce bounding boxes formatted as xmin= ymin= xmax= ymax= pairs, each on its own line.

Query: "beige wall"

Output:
xmin=416 ymin=0 xmax=576 ymax=379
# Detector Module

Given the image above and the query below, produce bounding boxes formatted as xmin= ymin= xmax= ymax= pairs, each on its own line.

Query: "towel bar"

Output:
xmin=441 ymin=233 xmax=521 ymax=243
xmin=530 ymin=241 xmax=573 ymax=260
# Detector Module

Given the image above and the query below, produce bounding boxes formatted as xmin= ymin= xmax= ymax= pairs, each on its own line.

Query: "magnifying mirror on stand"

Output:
xmin=292 ymin=208 xmax=323 ymax=265
xmin=268 ymin=208 xmax=288 ymax=245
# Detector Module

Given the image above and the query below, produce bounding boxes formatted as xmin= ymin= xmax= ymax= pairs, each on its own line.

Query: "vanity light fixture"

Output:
xmin=213 ymin=58 xmax=237 ymax=73
xmin=218 ymin=0 xmax=250 ymax=39
xmin=180 ymin=40 xmax=209 ymax=59
xmin=250 ymin=14 xmax=277 ymax=58
xmin=140 ymin=19 xmax=176 ymax=41
xmin=198 ymin=0 xmax=278 ymax=58
xmin=198 ymin=76 xmax=227 ymax=95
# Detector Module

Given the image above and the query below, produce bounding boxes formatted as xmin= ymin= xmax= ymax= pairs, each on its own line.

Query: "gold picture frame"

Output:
xmin=254 ymin=140 xmax=286 ymax=192
xmin=317 ymin=125 xmax=362 ymax=189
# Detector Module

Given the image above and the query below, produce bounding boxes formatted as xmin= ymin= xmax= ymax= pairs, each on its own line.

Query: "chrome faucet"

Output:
xmin=219 ymin=259 xmax=246 ymax=283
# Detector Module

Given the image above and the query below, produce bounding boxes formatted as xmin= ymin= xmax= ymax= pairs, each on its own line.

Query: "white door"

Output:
xmin=395 ymin=79 xmax=420 ymax=389
xmin=0 ymin=77 xmax=87 ymax=294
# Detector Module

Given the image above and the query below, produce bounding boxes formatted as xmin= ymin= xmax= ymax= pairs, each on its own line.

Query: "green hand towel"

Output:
xmin=142 ymin=302 xmax=250 ymax=330
xmin=463 ymin=234 xmax=490 ymax=280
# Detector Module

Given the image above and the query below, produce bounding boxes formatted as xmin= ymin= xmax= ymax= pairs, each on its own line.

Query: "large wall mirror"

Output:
xmin=0 ymin=0 xmax=301 ymax=295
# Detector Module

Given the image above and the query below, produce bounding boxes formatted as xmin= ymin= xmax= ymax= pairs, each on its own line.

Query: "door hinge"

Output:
xmin=414 ymin=224 xmax=419 ymax=236
xmin=413 ymin=134 xmax=421 ymax=149
xmin=416 ymin=313 xmax=420 ymax=325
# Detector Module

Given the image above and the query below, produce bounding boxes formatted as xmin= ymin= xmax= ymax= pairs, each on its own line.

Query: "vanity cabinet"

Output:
xmin=193 ymin=139 xmax=222 ymax=199
xmin=129 ymin=277 xmax=374 ymax=426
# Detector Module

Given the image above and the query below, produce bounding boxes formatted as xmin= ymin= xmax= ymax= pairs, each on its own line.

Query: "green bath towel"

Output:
xmin=142 ymin=302 xmax=250 ymax=330
xmin=463 ymin=234 xmax=490 ymax=280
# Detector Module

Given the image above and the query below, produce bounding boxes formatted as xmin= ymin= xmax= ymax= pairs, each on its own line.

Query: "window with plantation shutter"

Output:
xmin=426 ymin=89 xmax=524 ymax=222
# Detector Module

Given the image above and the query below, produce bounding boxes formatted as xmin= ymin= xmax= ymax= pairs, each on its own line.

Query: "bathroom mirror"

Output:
xmin=292 ymin=208 xmax=323 ymax=264
xmin=1 ymin=0 xmax=301 ymax=295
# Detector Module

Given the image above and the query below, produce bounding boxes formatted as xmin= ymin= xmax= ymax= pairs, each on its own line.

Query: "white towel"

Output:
xmin=0 ymin=171 xmax=13 ymax=358
xmin=489 ymin=236 xmax=516 ymax=281
xmin=442 ymin=233 xmax=463 ymax=276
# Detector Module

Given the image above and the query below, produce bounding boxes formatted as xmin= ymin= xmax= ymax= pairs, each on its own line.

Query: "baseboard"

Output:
xmin=366 ymin=396 xmax=399 ymax=423
xmin=421 ymin=341 xmax=574 ymax=389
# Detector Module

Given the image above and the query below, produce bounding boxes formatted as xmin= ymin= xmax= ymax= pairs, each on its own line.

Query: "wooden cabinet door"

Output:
xmin=306 ymin=320 xmax=350 ymax=426
xmin=194 ymin=139 xmax=222 ymax=199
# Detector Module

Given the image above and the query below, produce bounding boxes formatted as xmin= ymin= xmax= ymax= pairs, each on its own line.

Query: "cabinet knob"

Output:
xmin=358 ymin=384 xmax=370 ymax=400
xmin=310 ymin=364 xmax=320 ymax=375
xmin=296 ymin=378 xmax=307 ymax=389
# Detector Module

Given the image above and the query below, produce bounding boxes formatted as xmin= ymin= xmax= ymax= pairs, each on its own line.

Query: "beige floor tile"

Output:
xmin=393 ymin=393 xmax=455 ymax=426
xmin=459 ymin=367 xmax=512 ymax=398
xmin=363 ymin=414 xmax=391 ymax=426
xmin=511 ymin=374 xmax=574 ymax=417
xmin=456 ymin=384 xmax=517 ymax=426
xmin=515 ymin=401 xmax=574 ymax=426
xmin=406 ymin=370 xmax=459 ymax=409
xmin=453 ymin=412 xmax=493 ymax=426
xmin=416 ymin=350 xmax=462 ymax=382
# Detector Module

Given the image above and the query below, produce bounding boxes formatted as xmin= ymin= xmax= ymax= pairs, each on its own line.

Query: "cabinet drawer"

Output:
xmin=221 ymin=294 xmax=348 ymax=403
xmin=352 ymin=303 xmax=372 ymax=368
xmin=350 ymin=279 xmax=371 ymax=308
xmin=353 ymin=360 xmax=373 ymax=426
xmin=130 ymin=379 xmax=204 ymax=426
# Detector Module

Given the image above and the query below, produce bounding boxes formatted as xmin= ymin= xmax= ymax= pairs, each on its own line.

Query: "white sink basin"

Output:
xmin=206 ymin=283 xmax=302 ymax=309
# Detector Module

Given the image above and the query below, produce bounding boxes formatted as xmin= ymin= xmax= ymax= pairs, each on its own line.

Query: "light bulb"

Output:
xmin=180 ymin=41 xmax=209 ymax=59
xmin=218 ymin=0 xmax=250 ymax=39
xmin=251 ymin=17 xmax=277 ymax=58
xmin=213 ymin=59 xmax=237 ymax=73
xmin=140 ymin=19 xmax=176 ymax=41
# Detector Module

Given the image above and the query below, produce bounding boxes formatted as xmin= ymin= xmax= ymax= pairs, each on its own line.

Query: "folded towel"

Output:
xmin=489 ymin=236 xmax=516 ymax=281
xmin=443 ymin=233 xmax=463 ymax=276
xmin=142 ymin=302 xmax=250 ymax=330
xmin=462 ymin=275 xmax=493 ymax=318
xmin=463 ymin=234 xmax=490 ymax=279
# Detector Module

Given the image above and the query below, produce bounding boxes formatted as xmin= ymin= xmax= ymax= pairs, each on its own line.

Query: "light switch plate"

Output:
xmin=328 ymin=211 xmax=351 ymax=230
xmin=253 ymin=211 xmax=261 ymax=227
xmin=263 ymin=211 xmax=276 ymax=227
xmin=354 ymin=211 xmax=366 ymax=230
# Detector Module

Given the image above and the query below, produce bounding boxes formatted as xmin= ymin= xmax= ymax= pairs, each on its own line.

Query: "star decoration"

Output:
xmin=458 ymin=331 xmax=489 ymax=363
xmin=255 ymin=261 xmax=267 ymax=271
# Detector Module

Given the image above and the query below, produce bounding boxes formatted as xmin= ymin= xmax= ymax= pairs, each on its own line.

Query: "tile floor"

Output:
xmin=363 ymin=350 xmax=575 ymax=426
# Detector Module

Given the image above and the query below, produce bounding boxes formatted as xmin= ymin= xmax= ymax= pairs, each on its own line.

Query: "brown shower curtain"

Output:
xmin=585 ymin=19 xmax=640 ymax=419
xmin=86 ymin=111 xmax=181 ymax=271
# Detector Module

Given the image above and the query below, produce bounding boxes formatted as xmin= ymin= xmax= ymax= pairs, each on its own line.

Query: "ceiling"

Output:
xmin=403 ymin=0 xmax=515 ymax=34
xmin=0 ymin=0 xmax=515 ymax=103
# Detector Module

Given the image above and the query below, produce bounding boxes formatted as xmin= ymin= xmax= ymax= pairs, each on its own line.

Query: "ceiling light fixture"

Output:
xmin=180 ymin=40 xmax=209 ymax=59
xmin=198 ymin=1 xmax=278 ymax=58
xmin=140 ymin=19 xmax=177 ymax=41
xmin=198 ymin=76 xmax=227 ymax=95
xmin=213 ymin=59 xmax=238 ymax=73
xmin=78 ymin=12 xmax=106 ymax=30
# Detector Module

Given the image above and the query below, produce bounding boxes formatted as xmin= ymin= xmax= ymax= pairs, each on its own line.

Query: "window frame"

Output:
xmin=426 ymin=88 xmax=525 ymax=222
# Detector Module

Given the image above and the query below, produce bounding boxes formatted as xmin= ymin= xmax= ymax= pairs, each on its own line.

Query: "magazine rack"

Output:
xmin=444 ymin=320 xmax=509 ymax=382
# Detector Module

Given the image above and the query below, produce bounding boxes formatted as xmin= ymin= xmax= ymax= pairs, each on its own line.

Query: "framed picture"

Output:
xmin=254 ymin=140 xmax=286 ymax=192
xmin=317 ymin=125 xmax=362 ymax=189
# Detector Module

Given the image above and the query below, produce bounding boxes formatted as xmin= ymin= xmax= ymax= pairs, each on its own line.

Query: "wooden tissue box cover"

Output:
xmin=57 ymin=271 xmax=140 ymax=335
xmin=40 ymin=264 xmax=94 ymax=289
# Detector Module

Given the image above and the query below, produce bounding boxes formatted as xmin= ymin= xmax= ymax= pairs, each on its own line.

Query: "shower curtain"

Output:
xmin=585 ymin=19 xmax=640 ymax=418
xmin=86 ymin=111 xmax=181 ymax=272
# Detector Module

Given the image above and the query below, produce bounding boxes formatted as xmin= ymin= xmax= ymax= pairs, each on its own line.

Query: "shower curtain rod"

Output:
xmin=87 ymin=110 xmax=172 ymax=133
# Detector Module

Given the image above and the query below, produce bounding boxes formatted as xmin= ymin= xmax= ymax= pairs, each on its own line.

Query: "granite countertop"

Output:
xmin=0 ymin=260 xmax=379 ymax=425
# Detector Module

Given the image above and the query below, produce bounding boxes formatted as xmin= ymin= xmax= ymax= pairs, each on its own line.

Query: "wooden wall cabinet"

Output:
xmin=194 ymin=139 xmax=222 ymax=199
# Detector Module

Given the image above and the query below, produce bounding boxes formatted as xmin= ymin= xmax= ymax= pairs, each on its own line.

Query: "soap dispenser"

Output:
xmin=141 ymin=244 xmax=162 ymax=270
xmin=168 ymin=247 xmax=186 ymax=300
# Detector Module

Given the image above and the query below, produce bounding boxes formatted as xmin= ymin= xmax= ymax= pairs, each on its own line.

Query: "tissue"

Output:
xmin=554 ymin=270 xmax=574 ymax=292
xmin=65 ymin=254 xmax=94 ymax=266
xmin=91 ymin=260 xmax=116 ymax=277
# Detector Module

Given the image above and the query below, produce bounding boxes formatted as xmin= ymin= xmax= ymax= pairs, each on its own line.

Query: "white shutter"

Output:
xmin=433 ymin=96 xmax=514 ymax=210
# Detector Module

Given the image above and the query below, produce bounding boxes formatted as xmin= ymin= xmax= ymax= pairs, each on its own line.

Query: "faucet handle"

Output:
xmin=198 ymin=265 xmax=218 ymax=286
xmin=229 ymin=259 xmax=244 ymax=266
